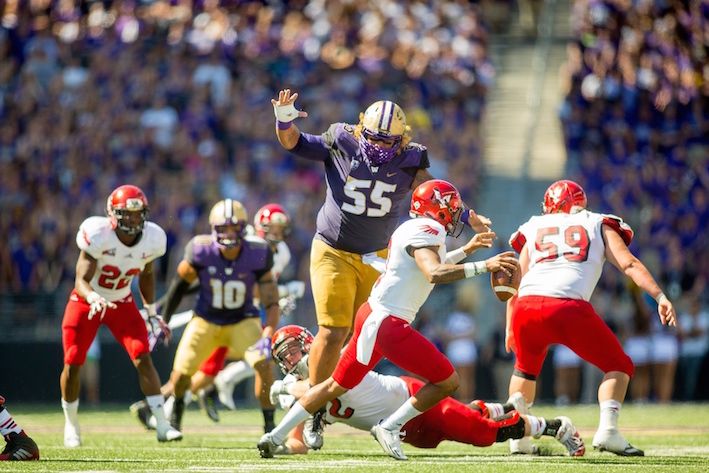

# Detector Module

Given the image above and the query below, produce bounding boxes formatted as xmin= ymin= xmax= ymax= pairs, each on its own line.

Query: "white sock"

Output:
xmin=599 ymin=399 xmax=621 ymax=431
xmin=218 ymin=361 xmax=255 ymax=386
xmin=0 ymin=408 xmax=22 ymax=436
xmin=61 ymin=398 xmax=80 ymax=429
xmin=270 ymin=402 xmax=310 ymax=445
xmin=486 ymin=402 xmax=506 ymax=419
xmin=146 ymin=394 xmax=170 ymax=430
xmin=526 ymin=415 xmax=547 ymax=439
xmin=379 ymin=398 xmax=422 ymax=431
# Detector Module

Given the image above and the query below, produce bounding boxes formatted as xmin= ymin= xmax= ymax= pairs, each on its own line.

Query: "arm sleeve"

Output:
xmin=162 ymin=276 xmax=193 ymax=323
xmin=289 ymin=132 xmax=331 ymax=162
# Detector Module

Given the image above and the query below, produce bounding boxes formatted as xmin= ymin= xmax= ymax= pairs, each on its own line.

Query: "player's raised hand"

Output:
xmin=657 ymin=294 xmax=677 ymax=327
xmin=465 ymin=231 xmax=496 ymax=252
xmin=271 ymin=89 xmax=308 ymax=123
xmin=484 ymin=251 xmax=519 ymax=276
xmin=467 ymin=208 xmax=492 ymax=233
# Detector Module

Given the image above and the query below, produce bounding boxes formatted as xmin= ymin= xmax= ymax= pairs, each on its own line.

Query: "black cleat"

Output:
xmin=170 ymin=397 xmax=185 ymax=432
xmin=129 ymin=400 xmax=155 ymax=430
xmin=198 ymin=388 xmax=220 ymax=423
xmin=1 ymin=431 xmax=40 ymax=461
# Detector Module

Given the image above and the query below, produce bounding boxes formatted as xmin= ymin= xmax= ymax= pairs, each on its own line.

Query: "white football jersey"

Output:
xmin=368 ymin=217 xmax=447 ymax=322
xmin=510 ymin=210 xmax=633 ymax=301
xmin=272 ymin=240 xmax=291 ymax=279
xmin=76 ymin=217 xmax=167 ymax=302
xmin=324 ymin=371 xmax=410 ymax=431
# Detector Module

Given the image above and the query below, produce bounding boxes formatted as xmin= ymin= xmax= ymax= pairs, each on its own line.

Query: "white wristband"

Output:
xmin=445 ymin=247 xmax=467 ymax=264
xmin=463 ymin=261 xmax=487 ymax=278
xmin=655 ymin=293 xmax=668 ymax=304
xmin=273 ymin=102 xmax=299 ymax=122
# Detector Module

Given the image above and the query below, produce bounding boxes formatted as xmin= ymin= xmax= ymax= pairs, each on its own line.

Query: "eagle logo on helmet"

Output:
xmin=209 ymin=199 xmax=248 ymax=249
xmin=355 ymin=100 xmax=411 ymax=166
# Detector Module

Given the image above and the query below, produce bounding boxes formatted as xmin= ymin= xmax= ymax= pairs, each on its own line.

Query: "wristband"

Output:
xmin=86 ymin=291 xmax=101 ymax=304
xmin=655 ymin=293 xmax=668 ymax=303
xmin=463 ymin=261 xmax=487 ymax=278
xmin=277 ymin=120 xmax=293 ymax=130
xmin=461 ymin=209 xmax=471 ymax=227
xmin=445 ymin=247 xmax=467 ymax=264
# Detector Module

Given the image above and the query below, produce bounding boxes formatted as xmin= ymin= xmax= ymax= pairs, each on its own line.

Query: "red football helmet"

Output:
xmin=106 ymin=185 xmax=149 ymax=235
xmin=254 ymin=203 xmax=291 ymax=243
xmin=542 ymin=180 xmax=587 ymax=214
xmin=410 ymin=179 xmax=463 ymax=235
xmin=271 ymin=325 xmax=314 ymax=376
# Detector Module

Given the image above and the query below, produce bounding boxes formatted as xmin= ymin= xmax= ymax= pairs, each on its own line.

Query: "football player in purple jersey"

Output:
xmin=143 ymin=199 xmax=281 ymax=435
xmin=271 ymin=89 xmax=490 ymax=448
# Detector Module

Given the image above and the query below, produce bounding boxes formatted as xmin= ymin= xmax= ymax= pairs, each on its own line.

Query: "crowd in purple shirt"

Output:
xmin=558 ymin=0 xmax=707 ymax=401
xmin=0 ymin=1 xmax=492 ymax=331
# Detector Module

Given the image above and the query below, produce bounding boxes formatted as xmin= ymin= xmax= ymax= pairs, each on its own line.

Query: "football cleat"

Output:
xmin=129 ymin=400 xmax=156 ymax=431
xmin=555 ymin=416 xmax=585 ymax=457
xmin=592 ymin=429 xmax=644 ymax=456
xmin=168 ymin=397 xmax=184 ymax=432
xmin=507 ymin=392 xmax=539 ymax=455
xmin=303 ymin=409 xmax=325 ymax=450
xmin=156 ymin=424 xmax=183 ymax=443
xmin=370 ymin=423 xmax=407 ymax=460
xmin=257 ymin=433 xmax=279 ymax=459
xmin=1 ymin=431 xmax=40 ymax=461
xmin=198 ymin=388 xmax=220 ymax=423
xmin=63 ymin=422 xmax=81 ymax=448
xmin=214 ymin=372 xmax=237 ymax=411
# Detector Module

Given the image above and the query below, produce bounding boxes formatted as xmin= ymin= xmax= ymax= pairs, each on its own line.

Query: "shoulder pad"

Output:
xmin=601 ymin=214 xmax=634 ymax=246
xmin=143 ymin=222 xmax=167 ymax=256
xmin=324 ymin=122 xmax=358 ymax=157
xmin=509 ymin=229 xmax=527 ymax=254
xmin=398 ymin=141 xmax=429 ymax=168
xmin=76 ymin=217 xmax=111 ymax=256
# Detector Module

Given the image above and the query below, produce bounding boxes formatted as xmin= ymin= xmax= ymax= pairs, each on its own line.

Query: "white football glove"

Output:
xmin=86 ymin=291 xmax=116 ymax=321
xmin=279 ymin=295 xmax=297 ymax=317
xmin=270 ymin=377 xmax=297 ymax=407
xmin=285 ymin=281 xmax=305 ymax=299
xmin=362 ymin=252 xmax=386 ymax=273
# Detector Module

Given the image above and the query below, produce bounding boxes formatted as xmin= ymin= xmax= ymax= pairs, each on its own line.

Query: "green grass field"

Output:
xmin=5 ymin=402 xmax=709 ymax=472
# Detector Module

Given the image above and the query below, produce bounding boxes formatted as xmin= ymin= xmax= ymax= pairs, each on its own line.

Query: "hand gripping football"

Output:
xmin=491 ymin=268 xmax=520 ymax=302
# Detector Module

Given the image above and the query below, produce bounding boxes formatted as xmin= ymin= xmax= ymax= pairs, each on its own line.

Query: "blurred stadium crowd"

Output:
xmin=0 ymin=0 xmax=490 ymax=320
xmin=0 ymin=0 xmax=706 ymax=402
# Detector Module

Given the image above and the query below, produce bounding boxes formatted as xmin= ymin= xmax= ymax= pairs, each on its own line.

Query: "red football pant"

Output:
xmin=401 ymin=377 xmax=502 ymax=448
xmin=333 ymin=303 xmax=455 ymax=390
xmin=199 ymin=346 xmax=228 ymax=377
xmin=511 ymin=295 xmax=634 ymax=377
xmin=62 ymin=290 xmax=150 ymax=365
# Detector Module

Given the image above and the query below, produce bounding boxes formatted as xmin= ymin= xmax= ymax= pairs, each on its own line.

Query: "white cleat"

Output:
xmin=592 ymin=429 xmax=644 ymax=456
xmin=303 ymin=411 xmax=325 ymax=450
xmin=555 ymin=416 xmax=585 ymax=456
xmin=507 ymin=392 xmax=538 ymax=455
xmin=257 ymin=433 xmax=278 ymax=458
xmin=63 ymin=424 xmax=81 ymax=448
xmin=214 ymin=374 xmax=237 ymax=411
xmin=157 ymin=425 xmax=183 ymax=442
xmin=370 ymin=423 xmax=407 ymax=461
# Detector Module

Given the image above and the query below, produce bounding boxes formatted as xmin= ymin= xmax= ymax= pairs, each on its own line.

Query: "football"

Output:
xmin=490 ymin=268 xmax=520 ymax=302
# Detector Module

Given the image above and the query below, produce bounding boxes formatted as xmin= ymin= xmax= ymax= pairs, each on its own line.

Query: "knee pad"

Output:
xmin=495 ymin=412 xmax=525 ymax=442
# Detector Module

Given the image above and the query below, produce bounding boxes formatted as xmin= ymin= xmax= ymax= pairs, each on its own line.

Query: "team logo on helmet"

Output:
xmin=106 ymin=185 xmax=149 ymax=235
xmin=209 ymin=199 xmax=248 ymax=248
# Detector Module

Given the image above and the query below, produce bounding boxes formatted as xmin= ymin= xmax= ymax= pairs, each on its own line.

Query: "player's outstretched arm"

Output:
xmin=603 ymin=225 xmax=676 ymax=326
xmin=272 ymin=89 xmax=308 ymax=150
xmin=161 ymin=260 xmax=198 ymax=324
